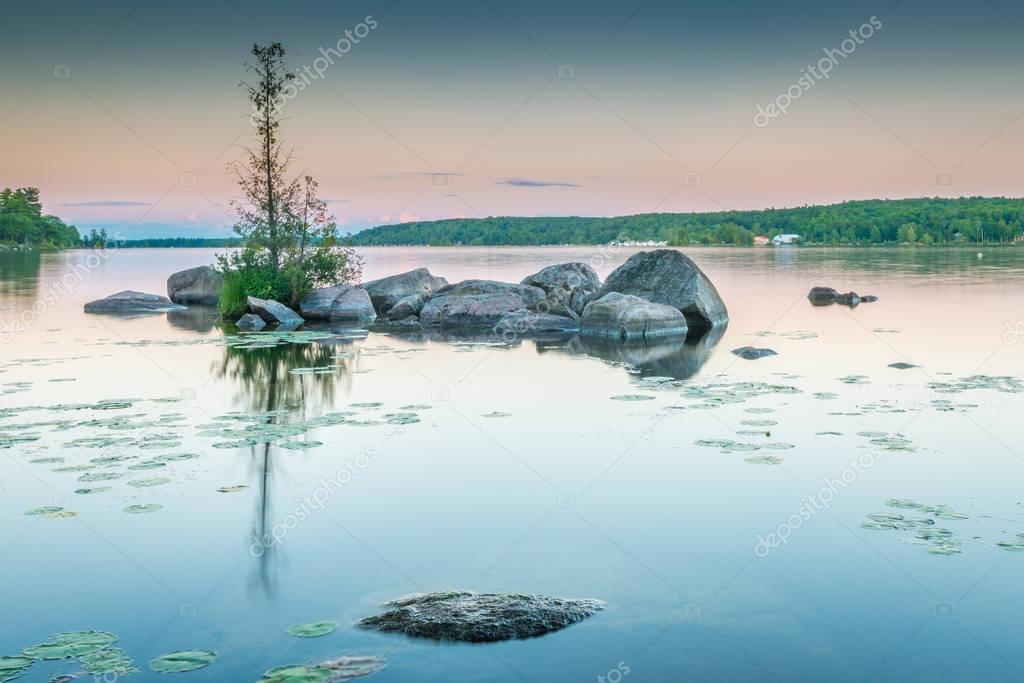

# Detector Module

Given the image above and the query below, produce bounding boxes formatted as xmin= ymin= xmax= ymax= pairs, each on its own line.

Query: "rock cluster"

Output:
xmin=98 ymin=253 xmax=731 ymax=343
xmin=808 ymin=286 xmax=879 ymax=308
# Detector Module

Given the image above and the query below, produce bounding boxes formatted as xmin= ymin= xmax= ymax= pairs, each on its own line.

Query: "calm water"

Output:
xmin=1 ymin=246 xmax=1023 ymax=682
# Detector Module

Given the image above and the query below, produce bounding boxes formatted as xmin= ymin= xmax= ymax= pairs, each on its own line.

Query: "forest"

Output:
xmin=349 ymin=197 xmax=1024 ymax=247
xmin=0 ymin=187 xmax=80 ymax=249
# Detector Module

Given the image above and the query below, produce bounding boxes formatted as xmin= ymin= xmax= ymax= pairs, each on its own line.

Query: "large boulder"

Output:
xmin=598 ymin=250 xmax=728 ymax=329
xmin=166 ymin=266 xmax=223 ymax=305
xmin=362 ymin=268 xmax=448 ymax=316
xmin=84 ymin=291 xmax=186 ymax=315
xmin=580 ymin=292 xmax=688 ymax=341
xmin=520 ymin=262 xmax=601 ymax=317
xmin=386 ymin=292 xmax=428 ymax=321
xmin=247 ymin=296 xmax=303 ymax=326
xmin=299 ymin=284 xmax=375 ymax=321
xmin=419 ymin=280 xmax=545 ymax=327
xmin=357 ymin=591 xmax=605 ymax=643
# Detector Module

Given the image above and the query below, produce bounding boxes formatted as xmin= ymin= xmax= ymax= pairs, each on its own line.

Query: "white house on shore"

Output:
xmin=772 ymin=234 xmax=802 ymax=246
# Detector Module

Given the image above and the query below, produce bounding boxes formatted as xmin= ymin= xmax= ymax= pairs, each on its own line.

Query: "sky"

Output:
xmin=1 ymin=0 xmax=1023 ymax=238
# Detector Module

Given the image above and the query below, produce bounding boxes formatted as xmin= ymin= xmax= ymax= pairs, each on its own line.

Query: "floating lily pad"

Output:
xmin=278 ymin=441 xmax=323 ymax=451
xmin=127 ymin=477 xmax=171 ymax=488
xmin=123 ymin=504 xmax=162 ymax=514
xmin=320 ymin=656 xmax=386 ymax=681
xmin=217 ymin=485 xmax=248 ymax=493
xmin=80 ymin=647 xmax=138 ymax=676
xmin=286 ymin=620 xmax=338 ymax=638
xmin=24 ymin=506 xmax=77 ymax=519
xmin=694 ymin=439 xmax=735 ymax=448
xmin=744 ymin=455 xmax=784 ymax=465
xmin=0 ymin=655 xmax=32 ymax=681
xmin=610 ymin=394 xmax=655 ymax=401
xmin=260 ymin=664 xmax=333 ymax=683
xmin=149 ymin=650 xmax=217 ymax=673
xmin=74 ymin=487 xmax=112 ymax=495
xmin=22 ymin=631 xmax=117 ymax=660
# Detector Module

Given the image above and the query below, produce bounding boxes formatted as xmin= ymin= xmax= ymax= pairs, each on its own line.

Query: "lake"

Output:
xmin=1 ymin=246 xmax=1023 ymax=682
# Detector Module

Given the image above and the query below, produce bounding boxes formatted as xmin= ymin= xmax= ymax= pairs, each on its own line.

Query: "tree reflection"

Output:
xmin=215 ymin=334 xmax=357 ymax=598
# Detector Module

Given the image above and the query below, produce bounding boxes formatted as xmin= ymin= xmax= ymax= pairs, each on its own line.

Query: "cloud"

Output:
xmin=494 ymin=178 xmax=579 ymax=188
xmin=60 ymin=200 xmax=153 ymax=207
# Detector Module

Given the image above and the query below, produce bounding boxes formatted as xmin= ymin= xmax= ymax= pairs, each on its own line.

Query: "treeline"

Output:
xmin=107 ymin=237 xmax=241 ymax=248
xmin=350 ymin=197 xmax=1024 ymax=247
xmin=0 ymin=187 xmax=80 ymax=249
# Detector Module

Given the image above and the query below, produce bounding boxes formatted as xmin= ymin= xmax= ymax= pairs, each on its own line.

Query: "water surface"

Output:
xmin=1 ymin=246 xmax=1023 ymax=682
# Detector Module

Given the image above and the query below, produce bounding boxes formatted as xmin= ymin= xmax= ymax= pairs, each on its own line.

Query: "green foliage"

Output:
xmin=218 ymin=43 xmax=360 ymax=317
xmin=350 ymin=197 xmax=1024 ymax=247
xmin=0 ymin=187 xmax=80 ymax=249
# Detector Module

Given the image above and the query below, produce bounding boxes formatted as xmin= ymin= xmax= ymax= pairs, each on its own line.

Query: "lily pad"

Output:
xmin=22 ymin=631 xmax=117 ymax=660
xmin=80 ymin=647 xmax=138 ymax=676
xmin=127 ymin=477 xmax=172 ymax=488
xmin=744 ymin=455 xmax=784 ymax=465
xmin=286 ymin=620 xmax=338 ymax=638
xmin=610 ymin=394 xmax=656 ymax=402
xmin=123 ymin=504 xmax=162 ymax=514
xmin=149 ymin=650 xmax=218 ymax=673
xmin=0 ymin=656 xmax=32 ymax=681
xmin=260 ymin=665 xmax=334 ymax=683
xmin=217 ymin=485 xmax=248 ymax=493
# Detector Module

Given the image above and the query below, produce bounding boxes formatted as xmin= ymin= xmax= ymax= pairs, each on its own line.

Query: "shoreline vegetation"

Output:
xmin=29 ymin=196 xmax=1023 ymax=252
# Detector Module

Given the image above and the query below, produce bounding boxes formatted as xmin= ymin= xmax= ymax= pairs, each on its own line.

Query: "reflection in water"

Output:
xmin=0 ymin=251 xmax=41 ymax=302
xmin=166 ymin=306 xmax=222 ymax=333
xmin=216 ymin=336 xmax=357 ymax=598
xmin=540 ymin=326 xmax=726 ymax=380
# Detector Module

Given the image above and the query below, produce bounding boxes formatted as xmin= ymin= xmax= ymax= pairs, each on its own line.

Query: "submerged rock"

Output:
xmin=236 ymin=313 xmax=266 ymax=331
xmin=598 ymin=250 xmax=728 ymax=329
xmin=299 ymin=285 xmax=375 ymax=322
xmin=84 ymin=291 xmax=187 ymax=315
xmin=521 ymin=262 xmax=601 ymax=316
xmin=363 ymin=268 xmax=448 ymax=316
xmin=247 ymin=296 xmax=304 ymax=326
xmin=807 ymin=287 xmax=839 ymax=305
xmin=356 ymin=591 xmax=604 ymax=642
xmin=835 ymin=291 xmax=861 ymax=307
xmin=166 ymin=265 xmax=223 ymax=305
xmin=419 ymin=280 xmax=546 ymax=327
xmin=580 ymin=292 xmax=688 ymax=341
xmin=495 ymin=309 xmax=580 ymax=337
xmin=731 ymin=346 xmax=778 ymax=360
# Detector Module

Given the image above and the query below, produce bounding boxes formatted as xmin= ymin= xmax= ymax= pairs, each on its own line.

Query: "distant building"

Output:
xmin=773 ymin=234 xmax=801 ymax=246
xmin=753 ymin=235 xmax=770 ymax=246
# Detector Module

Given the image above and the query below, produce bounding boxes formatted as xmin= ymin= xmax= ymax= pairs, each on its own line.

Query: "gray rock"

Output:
xmin=808 ymin=287 xmax=839 ymax=305
xmin=363 ymin=268 xmax=448 ymax=315
xmin=247 ymin=296 xmax=304 ymax=325
xmin=299 ymin=284 xmax=375 ymax=321
xmin=598 ymin=250 xmax=728 ymax=329
xmin=521 ymin=262 xmax=601 ymax=316
xmin=419 ymin=280 xmax=546 ymax=327
xmin=731 ymin=346 xmax=778 ymax=360
xmin=835 ymin=291 xmax=861 ymax=307
xmin=495 ymin=309 xmax=580 ymax=337
xmin=235 ymin=313 xmax=266 ymax=331
xmin=580 ymin=292 xmax=688 ymax=341
xmin=84 ymin=290 xmax=186 ymax=315
xmin=356 ymin=591 xmax=605 ymax=643
xmin=166 ymin=266 xmax=223 ymax=305
xmin=386 ymin=292 xmax=428 ymax=320
xmin=888 ymin=361 xmax=917 ymax=370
